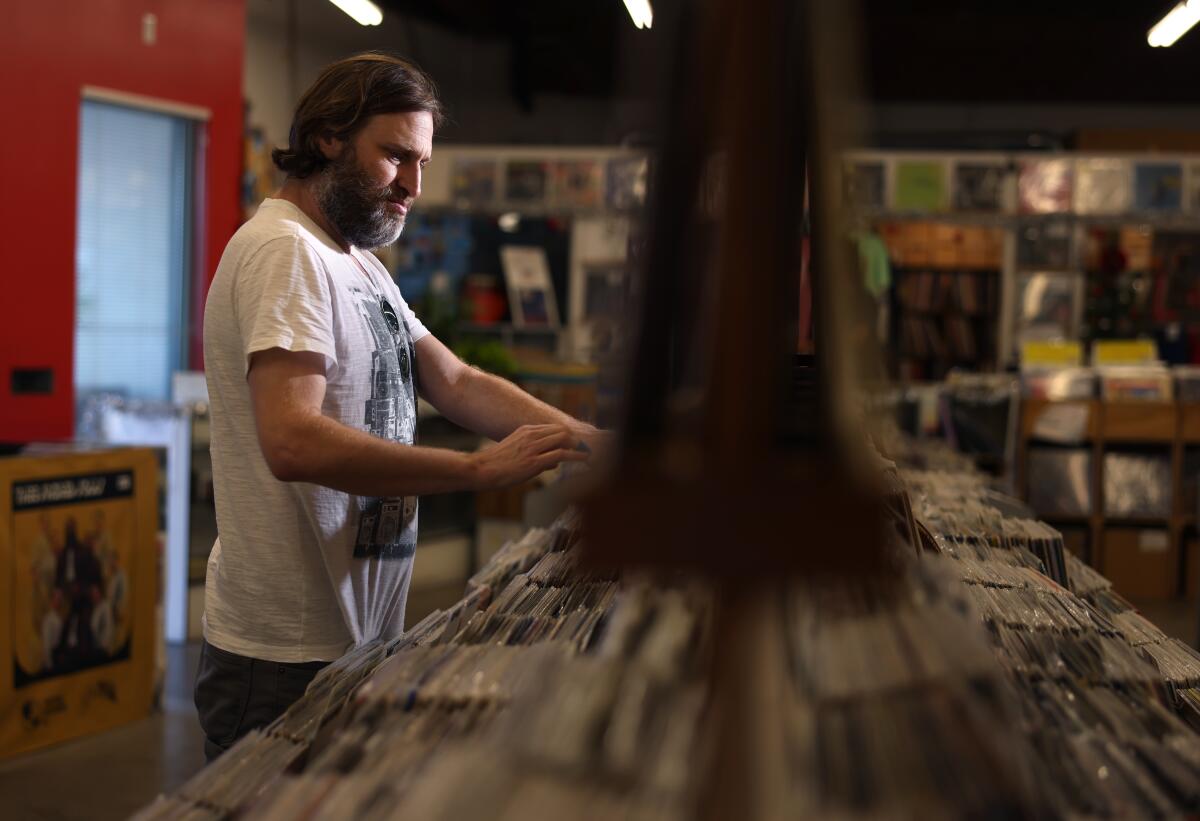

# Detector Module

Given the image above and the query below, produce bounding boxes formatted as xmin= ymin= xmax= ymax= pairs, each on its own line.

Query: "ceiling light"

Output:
xmin=622 ymin=0 xmax=653 ymax=30
xmin=1148 ymin=0 xmax=1200 ymax=47
xmin=329 ymin=0 xmax=383 ymax=26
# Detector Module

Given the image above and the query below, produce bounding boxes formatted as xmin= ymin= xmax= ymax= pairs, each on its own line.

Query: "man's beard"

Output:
xmin=314 ymin=149 xmax=406 ymax=250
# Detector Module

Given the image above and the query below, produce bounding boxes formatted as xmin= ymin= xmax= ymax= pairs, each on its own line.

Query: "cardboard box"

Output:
xmin=1101 ymin=527 xmax=1177 ymax=601
xmin=0 ymin=447 xmax=159 ymax=759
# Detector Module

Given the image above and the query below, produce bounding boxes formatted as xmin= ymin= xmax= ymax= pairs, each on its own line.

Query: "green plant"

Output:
xmin=453 ymin=338 xmax=518 ymax=380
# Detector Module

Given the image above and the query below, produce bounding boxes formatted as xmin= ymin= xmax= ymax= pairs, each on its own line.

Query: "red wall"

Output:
xmin=0 ymin=0 xmax=245 ymax=442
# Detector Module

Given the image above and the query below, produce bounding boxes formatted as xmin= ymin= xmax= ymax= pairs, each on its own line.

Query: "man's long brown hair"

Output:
xmin=272 ymin=52 xmax=444 ymax=179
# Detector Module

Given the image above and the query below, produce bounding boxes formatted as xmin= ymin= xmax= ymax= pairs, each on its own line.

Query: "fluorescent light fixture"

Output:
xmin=622 ymin=0 xmax=653 ymax=30
xmin=329 ymin=0 xmax=383 ymax=26
xmin=1148 ymin=0 xmax=1200 ymax=47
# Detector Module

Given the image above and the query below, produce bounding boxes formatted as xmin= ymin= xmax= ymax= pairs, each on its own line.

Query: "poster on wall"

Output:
xmin=551 ymin=160 xmax=603 ymax=209
xmin=1 ymin=451 xmax=156 ymax=759
xmin=450 ymin=159 xmax=497 ymax=208
xmin=505 ymin=161 xmax=549 ymax=205
xmin=500 ymin=245 xmax=560 ymax=328
xmin=1134 ymin=163 xmax=1184 ymax=212
xmin=1019 ymin=159 xmax=1073 ymax=214
xmin=892 ymin=160 xmax=946 ymax=211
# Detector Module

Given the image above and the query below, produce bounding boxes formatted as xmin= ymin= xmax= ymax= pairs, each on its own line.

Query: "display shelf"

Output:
xmin=1180 ymin=403 xmax=1200 ymax=442
xmin=1016 ymin=397 xmax=1199 ymax=599
xmin=1101 ymin=401 xmax=1175 ymax=443
xmin=1104 ymin=516 xmax=1173 ymax=527
xmin=1039 ymin=513 xmax=1093 ymax=525
xmin=1018 ymin=398 xmax=1099 ymax=442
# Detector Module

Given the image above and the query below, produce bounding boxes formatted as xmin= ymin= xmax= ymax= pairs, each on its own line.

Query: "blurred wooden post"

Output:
xmin=581 ymin=0 xmax=884 ymax=817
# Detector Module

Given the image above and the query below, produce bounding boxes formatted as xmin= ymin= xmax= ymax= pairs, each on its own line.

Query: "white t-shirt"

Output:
xmin=202 ymin=198 xmax=430 ymax=662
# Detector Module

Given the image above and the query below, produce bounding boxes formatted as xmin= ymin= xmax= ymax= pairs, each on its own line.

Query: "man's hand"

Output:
xmin=471 ymin=424 xmax=589 ymax=489
xmin=572 ymin=424 xmax=616 ymax=464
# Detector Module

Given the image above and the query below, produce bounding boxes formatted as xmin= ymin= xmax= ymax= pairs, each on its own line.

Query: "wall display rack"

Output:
xmin=844 ymin=151 xmax=1200 ymax=374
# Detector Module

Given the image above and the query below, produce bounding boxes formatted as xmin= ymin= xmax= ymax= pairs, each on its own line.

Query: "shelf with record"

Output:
xmin=1016 ymin=397 xmax=1200 ymax=600
xmin=845 ymin=149 xmax=1200 ymax=371
xmin=132 ymin=434 xmax=1200 ymax=820
xmin=893 ymin=265 xmax=1001 ymax=379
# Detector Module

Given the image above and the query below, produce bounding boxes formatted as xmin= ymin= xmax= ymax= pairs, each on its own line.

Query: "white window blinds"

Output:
xmin=75 ymin=100 xmax=192 ymax=403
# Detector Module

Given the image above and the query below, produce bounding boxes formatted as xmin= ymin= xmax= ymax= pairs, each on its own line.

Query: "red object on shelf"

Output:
xmin=462 ymin=274 xmax=507 ymax=324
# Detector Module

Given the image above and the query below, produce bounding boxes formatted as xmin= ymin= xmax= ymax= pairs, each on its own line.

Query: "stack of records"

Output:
xmin=136 ymin=445 xmax=1200 ymax=819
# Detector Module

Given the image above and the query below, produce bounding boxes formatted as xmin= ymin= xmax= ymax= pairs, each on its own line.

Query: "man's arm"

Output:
xmin=248 ymin=347 xmax=587 ymax=496
xmin=414 ymin=335 xmax=605 ymax=446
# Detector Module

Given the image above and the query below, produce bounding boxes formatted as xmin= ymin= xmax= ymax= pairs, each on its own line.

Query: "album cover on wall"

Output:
xmin=1074 ymin=158 xmax=1131 ymax=215
xmin=1134 ymin=162 xmax=1183 ymax=211
xmin=505 ymin=161 xmax=549 ymax=204
xmin=844 ymin=161 xmax=886 ymax=210
xmin=893 ymin=160 xmax=946 ymax=211
xmin=953 ymin=162 xmax=1006 ymax=212
xmin=1188 ymin=164 xmax=1200 ymax=212
xmin=451 ymin=159 xmax=497 ymax=208
xmin=551 ymin=160 xmax=603 ymax=209
xmin=606 ymin=155 xmax=649 ymax=210
xmin=500 ymin=245 xmax=560 ymax=328
xmin=1018 ymin=159 xmax=1073 ymax=213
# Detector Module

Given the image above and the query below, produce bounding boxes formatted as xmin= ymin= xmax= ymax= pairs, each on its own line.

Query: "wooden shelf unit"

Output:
xmin=1017 ymin=399 xmax=1198 ymax=600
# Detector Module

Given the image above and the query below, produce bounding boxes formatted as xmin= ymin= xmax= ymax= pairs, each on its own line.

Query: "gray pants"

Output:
xmin=193 ymin=639 xmax=328 ymax=762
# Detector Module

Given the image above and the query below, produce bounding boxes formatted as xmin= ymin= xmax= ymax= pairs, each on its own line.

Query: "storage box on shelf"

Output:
xmin=1017 ymin=397 xmax=1193 ymax=601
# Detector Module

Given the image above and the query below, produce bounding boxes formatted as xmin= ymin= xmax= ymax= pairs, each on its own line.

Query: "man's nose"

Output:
xmin=396 ymin=166 xmax=421 ymax=201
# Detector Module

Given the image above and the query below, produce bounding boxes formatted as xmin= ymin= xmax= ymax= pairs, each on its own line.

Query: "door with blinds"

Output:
xmin=74 ymin=99 xmax=195 ymax=408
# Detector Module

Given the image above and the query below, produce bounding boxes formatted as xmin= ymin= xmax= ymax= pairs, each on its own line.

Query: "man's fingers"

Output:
xmin=527 ymin=426 xmax=577 ymax=447
xmin=538 ymin=449 xmax=589 ymax=469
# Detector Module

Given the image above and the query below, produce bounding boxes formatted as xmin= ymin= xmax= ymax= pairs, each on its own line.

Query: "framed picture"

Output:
xmin=500 ymin=245 xmax=560 ymax=327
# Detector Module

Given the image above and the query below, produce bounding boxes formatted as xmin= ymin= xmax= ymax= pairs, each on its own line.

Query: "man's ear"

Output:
xmin=316 ymin=132 xmax=345 ymax=161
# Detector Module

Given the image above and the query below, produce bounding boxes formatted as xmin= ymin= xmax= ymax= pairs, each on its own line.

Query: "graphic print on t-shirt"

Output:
xmin=351 ymin=287 xmax=419 ymax=561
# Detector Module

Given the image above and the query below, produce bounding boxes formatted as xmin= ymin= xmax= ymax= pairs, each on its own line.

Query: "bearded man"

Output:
xmin=196 ymin=53 xmax=600 ymax=761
